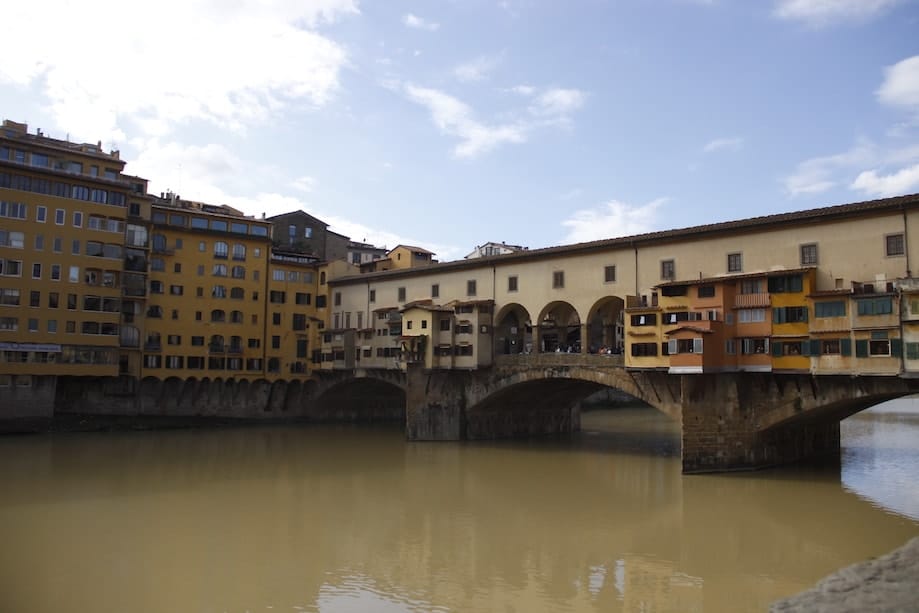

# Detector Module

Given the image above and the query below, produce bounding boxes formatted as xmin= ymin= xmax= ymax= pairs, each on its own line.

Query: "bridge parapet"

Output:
xmin=495 ymin=353 xmax=625 ymax=369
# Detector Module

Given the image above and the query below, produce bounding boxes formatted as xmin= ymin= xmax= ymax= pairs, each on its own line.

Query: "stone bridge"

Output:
xmin=386 ymin=354 xmax=919 ymax=473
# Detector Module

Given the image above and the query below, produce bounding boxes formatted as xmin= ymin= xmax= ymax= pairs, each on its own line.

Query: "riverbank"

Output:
xmin=771 ymin=537 xmax=919 ymax=612
xmin=0 ymin=414 xmax=306 ymax=435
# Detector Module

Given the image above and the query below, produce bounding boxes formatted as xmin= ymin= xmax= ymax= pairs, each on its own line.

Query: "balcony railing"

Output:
xmin=734 ymin=293 xmax=771 ymax=308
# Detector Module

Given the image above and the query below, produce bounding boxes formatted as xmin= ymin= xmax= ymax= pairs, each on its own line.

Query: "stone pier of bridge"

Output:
xmin=402 ymin=354 xmax=919 ymax=473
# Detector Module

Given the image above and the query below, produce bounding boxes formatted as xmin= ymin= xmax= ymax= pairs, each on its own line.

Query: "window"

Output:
xmin=630 ymin=314 xmax=657 ymax=326
xmin=815 ymin=301 xmax=846 ymax=318
xmin=697 ymin=285 xmax=715 ymax=298
xmin=738 ymin=308 xmax=765 ymax=323
xmin=604 ymin=265 xmax=616 ymax=283
xmin=272 ymin=336 xmax=281 ymax=349
xmin=857 ymin=297 xmax=893 ymax=316
xmin=369 ymin=289 xmax=376 ymax=303
xmin=191 ymin=336 xmax=205 ymax=346
xmin=305 ymin=227 xmax=313 ymax=238
xmin=34 ymin=235 xmax=43 ymax=250
xmin=151 ymin=258 xmax=165 ymax=272
xmin=725 ymin=339 xmax=736 ymax=355
xmin=800 ymin=243 xmax=818 ymax=266
xmin=886 ymin=233 xmax=905 ymax=257
xmin=739 ymin=338 xmax=768 ymax=354
xmin=272 ymin=313 xmax=281 ymax=325
xmin=552 ymin=271 xmax=564 ymax=289
xmin=334 ymin=292 xmax=341 ymax=306
xmin=232 ymin=244 xmax=246 ymax=260
xmin=661 ymin=259 xmax=675 ymax=280
xmin=727 ymin=252 xmax=742 ymax=273
xmin=37 ymin=206 xmax=46 ymax=222
xmin=398 ymin=287 xmax=406 ymax=302
xmin=231 ymin=266 xmax=245 ymax=279
xmin=773 ymin=306 xmax=808 ymax=323
xmin=466 ymin=280 xmax=476 ymax=296
xmin=53 ymin=237 xmax=62 ymax=253
xmin=440 ymin=319 xmax=450 ymax=331
xmin=0 ymin=231 xmax=24 ymax=249
xmin=214 ymin=241 xmax=228 ymax=258
xmin=150 ymin=281 xmax=164 ymax=294
xmin=0 ymin=200 xmax=26 ymax=220
xmin=48 ymin=293 xmax=59 ymax=308
xmin=667 ymin=338 xmax=703 ymax=354
xmin=230 ymin=287 xmax=244 ymax=299
xmin=72 ymin=239 xmax=80 ymax=255
xmin=174 ymin=263 xmax=182 ymax=273
xmin=432 ymin=284 xmax=439 ymax=298
xmin=768 ymin=274 xmax=803 ymax=293
xmin=270 ymin=290 xmax=286 ymax=304
xmin=822 ymin=339 xmax=842 ymax=355
xmin=739 ymin=279 xmax=764 ymax=294
xmin=0 ymin=288 xmax=20 ymax=306
xmin=508 ymin=276 xmax=518 ymax=292
xmin=55 ymin=209 xmax=65 ymax=225
xmin=630 ymin=342 xmax=658 ymax=357
xmin=273 ymin=269 xmax=285 ymax=281
xmin=295 ymin=292 xmax=311 ymax=305
xmin=212 ymin=264 xmax=227 ymax=277
xmin=199 ymin=241 xmax=206 ymax=252
xmin=73 ymin=211 xmax=83 ymax=227
xmin=29 ymin=290 xmax=39 ymax=307
xmin=170 ymin=285 xmax=184 ymax=296
xmin=50 ymin=264 xmax=60 ymax=280
xmin=32 ymin=263 xmax=41 ymax=279
xmin=212 ymin=285 xmax=227 ymax=298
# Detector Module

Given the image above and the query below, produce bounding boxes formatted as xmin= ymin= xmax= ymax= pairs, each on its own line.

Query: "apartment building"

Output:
xmin=0 ymin=120 xmax=147 ymax=397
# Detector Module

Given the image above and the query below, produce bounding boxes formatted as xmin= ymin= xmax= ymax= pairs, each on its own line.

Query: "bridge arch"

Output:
xmin=494 ymin=302 xmax=532 ymax=355
xmin=535 ymin=300 xmax=582 ymax=353
xmin=586 ymin=295 xmax=625 ymax=354
xmin=310 ymin=371 xmax=407 ymax=422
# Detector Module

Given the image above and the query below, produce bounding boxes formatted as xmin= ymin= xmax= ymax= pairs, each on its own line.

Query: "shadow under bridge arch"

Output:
xmin=311 ymin=375 xmax=406 ymax=423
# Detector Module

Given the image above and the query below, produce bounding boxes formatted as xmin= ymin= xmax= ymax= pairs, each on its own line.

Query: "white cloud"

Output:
xmin=403 ymin=13 xmax=440 ymax=31
xmin=782 ymin=142 xmax=875 ymax=196
xmin=852 ymin=164 xmax=919 ymax=197
xmin=702 ymin=137 xmax=743 ymax=153
xmin=530 ymin=88 xmax=586 ymax=116
xmin=454 ymin=55 xmax=502 ymax=82
xmin=403 ymin=84 xmax=526 ymax=158
xmin=562 ymin=198 xmax=666 ymax=243
xmin=0 ymin=0 xmax=357 ymax=143
xmin=878 ymin=55 xmax=919 ymax=113
xmin=399 ymin=83 xmax=586 ymax=158
xmin=291 ymin=176 xmax=317 ymax=193
xmin=507 ymin=85 xmax=536 ymax=96
xmin=773 ymin=0 xmax=902 ymax=26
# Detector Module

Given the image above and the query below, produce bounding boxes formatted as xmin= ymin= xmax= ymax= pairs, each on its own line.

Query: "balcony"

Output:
xmin=144 ymin=342 xmax=162 ymax=352
xmin=734 ymin=293 xmax=770 ymax=308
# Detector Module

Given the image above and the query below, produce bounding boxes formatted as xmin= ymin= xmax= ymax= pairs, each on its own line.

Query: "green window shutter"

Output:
xmin=772 ymin=341 xmax=783 ymax=357
xmin=806 ymin=339 xmax=819 ymax=356
xmin=667 ymin=339 xmax=677 ymax=355
xmin=891 ymin=338 xmax=903 ymax=357
xmin=803 ymin=307 xmax=809 ymax=322
xmin=856 ymin=339 xmax=869 ymax=358
xmin=907 ymin=342 xmax=919 ymax=360
xmin=773 ymin=308 xmax=784 ymax=324
xmin=791 ymin=275 xmax=803 ymax=292
xmin=841 ymin=338 xmax=852 ymax=356
xmin=693 ymin=338 xmax=703 ymax=354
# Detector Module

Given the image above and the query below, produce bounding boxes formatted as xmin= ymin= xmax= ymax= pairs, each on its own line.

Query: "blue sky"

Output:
xmin=1 ymin=0 xmax=918 ymax=260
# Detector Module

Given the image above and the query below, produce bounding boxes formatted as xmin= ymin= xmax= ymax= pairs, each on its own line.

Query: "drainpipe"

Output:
xmin=632 ymin=241 xmax=639 ymax=298
xmin=492 ymin=263 xmax=497 ymax=364
xmin=902 ymin=204 xmax=912 ymax=278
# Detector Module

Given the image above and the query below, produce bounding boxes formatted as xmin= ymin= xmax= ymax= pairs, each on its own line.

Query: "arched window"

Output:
xmin=320 ymin=271 xmax=326 ymax=284
xmin=229 ymin=336 xmax=242 ymax=352
xmin=231 ymin=266 xmax=245 ymax=279
xmin=214 ymin=241 xmax=228 ymax=258
xmin=209 ymin=334 xmax=225 ymax=351
xmin=230 ymin=287 xmax=245 ymax=299
xmin=212 ymin=264 xmax=227 ymax=277
xmin=212 ymin=285 xmax=227 ymax=298
xmin=230 ymin=310 xmax=243 ymax=323
xmin=210 ymin=310 xmax=226 ymax=323
xmin=152 ymin=234 xmax=167 ymax=252
xmin=232 ymin=244 xmax=246 ymax=260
